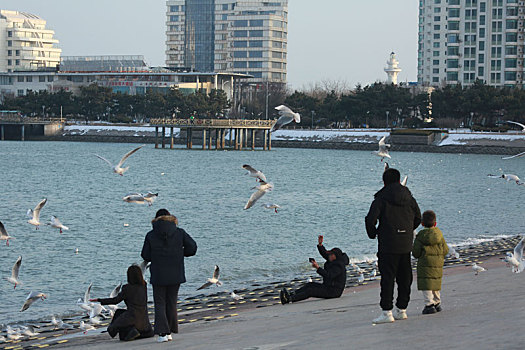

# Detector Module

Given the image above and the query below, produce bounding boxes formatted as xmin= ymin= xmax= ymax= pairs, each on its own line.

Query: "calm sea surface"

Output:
xmin=0 ymin=141 xmax=523 ymax=324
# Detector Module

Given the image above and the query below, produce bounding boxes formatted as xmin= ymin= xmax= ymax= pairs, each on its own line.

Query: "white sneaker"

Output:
xmin=372 ymin=310 xmax=395 ymax=324
xmin=157 ymin=335 xmax=169 ymax=343
xmin=167 ymin=334 xmax=173 ymax=341
xmin=393 ymin=308 xmax=408 ymax=320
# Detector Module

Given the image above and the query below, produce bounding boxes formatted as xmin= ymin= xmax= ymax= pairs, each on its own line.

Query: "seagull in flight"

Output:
xmin=503 ymin=237 xmax=524 ymax=273
xmin=123 ymin=192 xmax=158 ymax=206
xmin=271 ymin=105 xmax=301 ymax=132
xmin=95 ymin=145 xmax=144 ymax=176
xmin=488 ymin=174 xmax=524 ymax=185
xmin=506 ymin=120 xmax=525 ymax=132
xmin=7 ymin=256 xmax=22 ymax=289
xmin=20 ymin=291 xmax=47 ymax=312
xmin=503 ymin=151 xmax=525 ymax=160
xmin=0 ymin=221 xmax=14 ymax=246
xmin=106 ymin=282 xmax=122 ymax=316
xmin=27 ymin=198 xmax=47 ymax=229
xmin=245 ymin=181 xmax=274 ymax=210
xmin=373 ymin=136 xmax=391 ymax=161
xmin=242 ymin=165 xmax=267 ymax=183
xmin=197 ymin=265 xmax=222 ymax=290
xmin=472 ymin=263 xmax=486 ymax=275
xmin=47 ymin=216 xmax=69 ymax=234
xmin=262 ymin=203 xmax=281 ymax=213
xmin=77 ymin=282 xmax=93 ymax=314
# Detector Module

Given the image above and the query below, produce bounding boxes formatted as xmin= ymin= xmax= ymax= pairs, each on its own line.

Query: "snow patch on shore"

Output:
xmin=439 ymin=133 xmax=525 ymax=146
xmin=271 ymin=129 xmax=389 ymax=143
xmin=64 ymin=125 xmax=180 ymax=137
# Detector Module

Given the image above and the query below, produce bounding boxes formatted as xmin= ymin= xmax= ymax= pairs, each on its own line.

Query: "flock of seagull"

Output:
xmin=2 ymin=109 xmax=525 ymax=341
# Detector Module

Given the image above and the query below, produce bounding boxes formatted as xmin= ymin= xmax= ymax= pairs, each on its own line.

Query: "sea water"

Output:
xmin=0 ymin=141 xmax=523 ymax=324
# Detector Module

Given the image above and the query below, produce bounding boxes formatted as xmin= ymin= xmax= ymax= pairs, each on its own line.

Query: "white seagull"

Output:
xmin=80 ymin=321 xmax=96 ymax=334
xmin=242 ymin=165 xmax=267 ymax=183
xmin=357 ymin=274 xmax=365 ymax=283
xmin=370 ymin=269 xmax=377 ymax=278
xmin=107 ymin=282 xmax=122 ymax=316
xmin=77 ymin=282 xmax=93 ymax=313
xmin=506 ymin=120 xmax=525 ymax=132
xmin=472 ymin=263 xmax=486 ymax=275
xmin=47 ymin=216 xmax=69 ymax=234
xmin=271 ymin=105 xmax=301 ymax=132
xmin=20 ymin=291 xmax=47 ymax=312
xmin=197 ymin=265 xmax=222 ymax=290
xmin=488 ymin=174 xmax=524 ymax=185
xmin=7 ymin=256 xmax=22 ymax=289
xmin=0 ymin=221 xmax=14 ymax=246
xmin=503 ymin=151 xmax=525 ymax=160
xmin=446 ymin=244 xmax=460 ymax=259
xmin=245 ymin=181 xmax=274 ymax=210
xmin=27 ymin=198 xmax=47 ymax=229
xmin=503 ymin=237 xmax=525 ymax=273
xmin=21 ymin=325 xmax=39 ymax=337
xmin=123 ymin=192 xmax=158 ymax=206
xmin=373 ymin=136 xmax=391 ymax=161
xmin=95 ymin=145 xmax=144 ymax=176
xmin=231 ymin=291 xmax=244 ymax=301
xmin=262 ymin=203 xmax=281 ymax=213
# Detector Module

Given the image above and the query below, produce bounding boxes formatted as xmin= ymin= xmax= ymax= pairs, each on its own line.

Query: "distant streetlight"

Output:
xmin=41 ymin=105 xmax=45 ymax=119
xmin=386 ymin=111 xmax=390 ymax=129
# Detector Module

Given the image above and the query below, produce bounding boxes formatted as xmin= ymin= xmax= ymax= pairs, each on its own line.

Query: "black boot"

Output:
xmin=107 ymin=326 xmax=118 ymax=338
xmin=280 ymin=288 xmax=290 ymax=305
xmin=422 ymin=305 xmax=437 ymax=315
xmin=434 ymin=303 xmax=442 ymax=312
xmin=123 ymin=328 xmax=141 ymax=341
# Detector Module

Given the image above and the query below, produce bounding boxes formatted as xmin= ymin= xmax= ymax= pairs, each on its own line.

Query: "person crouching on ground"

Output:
xmin=412 ymin=210 xmax=449 ymax=315
xmin=280 ymin=235 xmax=349 ymax=304
xmin=90 ymin=265 xmax=154 ymax=341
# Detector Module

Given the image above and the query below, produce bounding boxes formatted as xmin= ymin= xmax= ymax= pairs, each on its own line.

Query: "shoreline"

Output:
xmin=1 ymin=235 xmax=521 ymax=350
xmin=19 ymin=134 xmax=525 ymax=156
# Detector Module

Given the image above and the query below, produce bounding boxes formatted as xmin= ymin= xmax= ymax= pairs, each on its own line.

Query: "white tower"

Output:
xmin=384 ymin=52 xmax=401 ymax=85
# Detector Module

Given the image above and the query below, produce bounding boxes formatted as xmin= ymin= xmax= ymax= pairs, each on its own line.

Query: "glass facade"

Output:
xmin=184 ymin=0 xmax=215 ymax=72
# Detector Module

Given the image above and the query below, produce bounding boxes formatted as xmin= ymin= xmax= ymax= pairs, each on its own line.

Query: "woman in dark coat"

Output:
xmin=90 ymin=265 xmax=154 ymax=341
xmin=141 ymin=209 xmax=197 ymax=343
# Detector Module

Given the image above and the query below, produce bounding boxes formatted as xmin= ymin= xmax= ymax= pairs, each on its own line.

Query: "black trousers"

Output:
xmin=108 ymin=309 xmax=154 ymax=341
xmin=152 ymin=284 xmax=180 ymax=335
xmin=291 ymin=282 xmax=342 ymax=303
xmin=377 ymin=253 xmax=413 ymax=311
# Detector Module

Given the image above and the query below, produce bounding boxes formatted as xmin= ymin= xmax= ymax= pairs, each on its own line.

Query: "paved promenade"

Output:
xmin=53 ymin=258 xmax=525 ymax=350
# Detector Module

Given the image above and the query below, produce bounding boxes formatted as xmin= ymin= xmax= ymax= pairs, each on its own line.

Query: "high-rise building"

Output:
xmin=166 ymin=0 xmax=288 ymax=83
xmin=418 ymin=0 xmax=525 ymax=87
xmin=0 ymin=10 xmax=61 ymax=73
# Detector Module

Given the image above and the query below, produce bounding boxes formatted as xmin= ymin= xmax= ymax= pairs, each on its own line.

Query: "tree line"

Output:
xmin=2 ymin=80 xmax=525 ymax=128
xmin=0 ymin=84 xmax=230 ymax=123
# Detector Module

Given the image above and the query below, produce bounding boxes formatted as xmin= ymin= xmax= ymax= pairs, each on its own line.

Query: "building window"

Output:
xmin=434 ymin=16 xmax=441 ymax=21
xmin=249 ymin=61 xmax=263 ymax=68
xmin=249 ymin=30 xmax=263 ymax=37
xmin=449 ymin=8 xmax=460 ymax=18
xmin=433 ymin=68 xmax=440 ymax=74
xmin=433 ymin=42 xmax=440 ymax=48
xmin=448 ymin=46 xmax=459 ymax=55
xmin=479 ymin=41 xmax=485 ymax=50
xmin=249 ymin=40 xmax=263 ymax=47
xmin=233 ymin=61 xmax=247 ymax=68
xmin=7 ymin=60 xmax=12 ymax=66
xmin=250 ymin=19 xmax=263 ymax=27
xmin=447 ymin=72 xmax=459 ymax=81
xmin=478 ymin=67 xmax=484 ymax=76
xmin=434 ymin=7 xmax=441 ymax=13
xmin=26 ymin=76 xmax=33 ymax=82
xmin=506 ymin=20 xmax=518 ymax=30
xmin=479 ymin=53 xmax=485 ymax=63
xmin=434 ymin=33 xmax=440 ymax=39
xmin=448 ymin=21 xmax=459 ymax=30
xmin=15 ymin=59 xmax=20 ymax=66
xmin=480 ymin=2 xmax=486 ymax=12
xmin=506 ymin=32 xmax=518 ymax=42
xmin=249 ymin=51 xmax=263 ymax=58
xmin=170 ymin=5 xmax=179 ymax=12
xmin=18 ymin=76 xmax=24 ymax=82
xmin=17 ymin=89 xmax=25 ymax=96
xmin=7 ymin=41 xmax=12 ymax=47
xmin=7 ymin=31 xmax=12 ymax=37
xmin=15 ymin=50 xmax=20 ymax=56
xmin=7 ymin=50 xmax=12 ymax=57
xmin=434 ymin=25 xmax=440 ymax=30
xmin=48 ymin=76 xmax=54 ymax=82
xmin=505 ymin=58 xmax=517 ymax=68
xmin=447 ymin=59 xmax=459 ymax=68
xmin=39 ymin=76 xmax=46 ymax=82
xmin=234 ymin=30 xmax=248 ymax=37
xmin=234 ymin=20 xmax=248 ymax=27
xmin=505 ymin=45 xmax=517 ymax=55
xmin=505 ymin=71 xmax=516 ymax=81
xmin=433 ymin=59 xmax=440 ymax=65
xmin=234 ymin=41 xmax=248 ymax=48
xmin=432 ymin=77 xmax=440 ymax=83
xmin=233 ymin=51 xmax=247 ymax=58
xmin=169 ymin=15 xmax=179 ymax=22
xmin=433 ymin=51 xmax=440 ymax=57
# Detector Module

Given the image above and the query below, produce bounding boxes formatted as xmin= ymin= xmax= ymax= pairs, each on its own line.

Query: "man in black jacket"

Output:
xmin=365 ymin=168 xmax=421 ymax=324
xmin=141 ymin=209 xmax=197 ymax=343
xmin=280 ymin=235 xmax=349 ymax=304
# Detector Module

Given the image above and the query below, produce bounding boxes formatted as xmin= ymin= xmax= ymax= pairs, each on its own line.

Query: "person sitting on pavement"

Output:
xmin=90 ymin=265 xmax=154 ymax=341
xmin=280 ymin=235 xmax=349 ymax=304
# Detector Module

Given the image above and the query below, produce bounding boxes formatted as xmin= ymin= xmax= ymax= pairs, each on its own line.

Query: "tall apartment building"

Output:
xmin=166 ymin=0 xmax=288 ymax=83
xmin=418 ymin=0 xmax=525 ymax=87
xmin=0 ymin=10 xmax=61 ymax=73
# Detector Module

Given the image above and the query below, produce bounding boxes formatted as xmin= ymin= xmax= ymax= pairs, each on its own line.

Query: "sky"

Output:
xmin=3 ymin=1 xmax=418 ymax=89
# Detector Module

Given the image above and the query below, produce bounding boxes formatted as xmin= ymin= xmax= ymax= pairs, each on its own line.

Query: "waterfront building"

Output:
xmin=418 ymin=0 xmax=525 ymax=87
xmin=166 ymin=0 xmax=288 ymax=84
xmin=0 ymin=10 xmax=61 ymax=73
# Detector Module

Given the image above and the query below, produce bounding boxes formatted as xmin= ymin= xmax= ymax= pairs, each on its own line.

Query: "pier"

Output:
xmin=0 ymin=115 xmax=64 ymax=141
xmin=149 ymin=118 xmax=275 ymax=151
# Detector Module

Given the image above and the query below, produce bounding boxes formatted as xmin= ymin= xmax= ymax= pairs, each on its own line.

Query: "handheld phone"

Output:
xmin=309 ymin=258 xmax=315 ymax=263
